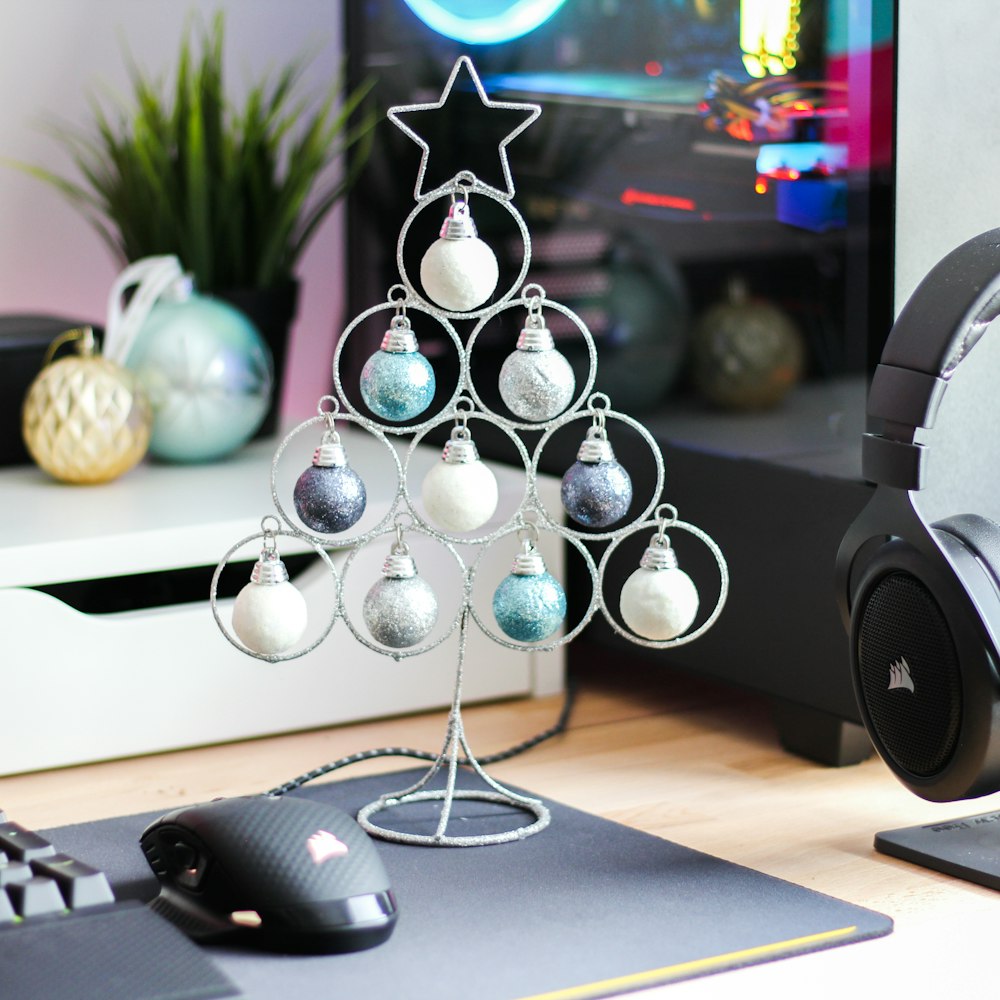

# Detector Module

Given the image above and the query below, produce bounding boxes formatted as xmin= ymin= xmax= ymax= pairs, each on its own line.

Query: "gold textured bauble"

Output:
xmin=22 ymin=328 xmax=152 ymax=484
xmin=691 ymin=277 xmax=805 ymax=410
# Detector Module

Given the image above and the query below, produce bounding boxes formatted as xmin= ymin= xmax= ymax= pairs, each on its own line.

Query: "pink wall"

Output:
xmin=0 ymin=0 xmax=347 ymax=423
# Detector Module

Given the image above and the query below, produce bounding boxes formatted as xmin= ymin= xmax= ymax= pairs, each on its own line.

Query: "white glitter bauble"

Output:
xmin=420 ymin=237 xmax=499 ymax=312
xmin=620 ymin=565 xmax=699 ymax=641
xmin=232 ymin=580 xmax=308 ymax=655
xmin=498 ymin=347 xmax=575 ymax=422
xmin=422 ymin=457 xmax=499 ymax=533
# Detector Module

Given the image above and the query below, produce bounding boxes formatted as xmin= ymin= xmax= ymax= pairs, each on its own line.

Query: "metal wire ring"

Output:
xmin=463 ymin=295 xmax=598 ymax=433
xmin=338 ymin=520 xmax=468 ymax=661
xmin=521 ymin=283 xmax=546 ymax=308
xmin=210 ymin=527 xmax=340 ymax=663
xmin=597 ymin=516 xmax=729 ymax=650
xmin=331 ymin=297 xmax=467 ymax=437
xmin=395 ymin=174 xmax=532 ymax=321
xmin=466 ymin=519 xmax=600 ymax=654
xmin=531 ymin=404 xmax=666 ymax=543
xmin=654 ymin=503 xmax=679 ymax=543
xmin=269 ymin=409 xmax=403 ymax=548
xmin=357 ymin=788 xmax=549 ymax=847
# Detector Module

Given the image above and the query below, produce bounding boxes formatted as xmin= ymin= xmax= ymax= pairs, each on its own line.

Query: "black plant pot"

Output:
xmin=216 ymin=281 xmax=300 ymax=438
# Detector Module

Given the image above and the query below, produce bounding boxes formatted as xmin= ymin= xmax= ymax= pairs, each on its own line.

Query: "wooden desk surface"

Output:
xmin=1 ymin=668 xmax=996 ymax=996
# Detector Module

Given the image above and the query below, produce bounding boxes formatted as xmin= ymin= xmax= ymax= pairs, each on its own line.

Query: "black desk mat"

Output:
xmin=46 ymin=769 xmax=892 ymax=999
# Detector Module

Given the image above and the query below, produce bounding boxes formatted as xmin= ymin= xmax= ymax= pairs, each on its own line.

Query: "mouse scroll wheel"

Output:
xmin=172 ymin=841 xmax=206 ymax=887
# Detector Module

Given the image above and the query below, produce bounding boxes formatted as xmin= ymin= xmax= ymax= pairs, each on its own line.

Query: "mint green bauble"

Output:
xmin=126 ymin=293 xmax=274 ymax=462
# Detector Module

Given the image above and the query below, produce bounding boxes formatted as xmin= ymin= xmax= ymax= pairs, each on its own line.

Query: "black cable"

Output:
xmin=265 ymin=675 xmax=577 ymax=797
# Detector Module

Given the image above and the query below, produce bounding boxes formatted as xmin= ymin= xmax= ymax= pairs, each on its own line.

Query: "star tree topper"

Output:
xmin=387 ymin=55 xmax=541 ymax=201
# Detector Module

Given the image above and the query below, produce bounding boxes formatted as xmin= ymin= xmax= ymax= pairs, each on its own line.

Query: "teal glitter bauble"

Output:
xmin=492 ymin=571 xmax=567 ymax=642
xmin=126 ymin=293 xmax=273 ymax=462
xmin=360 ymin=349 xmax=435 ymax=422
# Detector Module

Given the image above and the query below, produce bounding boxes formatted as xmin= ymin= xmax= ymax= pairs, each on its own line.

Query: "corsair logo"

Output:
xmin=306 ymin=829 xmax=349 ymax=864
xmin=888 ymin=657 xmax=915 ymax=694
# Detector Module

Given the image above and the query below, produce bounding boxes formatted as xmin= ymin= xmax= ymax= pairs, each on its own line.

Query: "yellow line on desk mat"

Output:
xmin=515 ymin=925 xmax=859 ymax=1000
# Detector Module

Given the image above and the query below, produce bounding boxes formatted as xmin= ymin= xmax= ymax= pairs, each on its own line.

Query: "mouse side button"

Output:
xmin=148 ymin=886 xmax=238 ymax=942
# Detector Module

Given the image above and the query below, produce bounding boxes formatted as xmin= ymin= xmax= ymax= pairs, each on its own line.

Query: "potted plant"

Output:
xmin=18 ymin=11 xmax=375 ymax=436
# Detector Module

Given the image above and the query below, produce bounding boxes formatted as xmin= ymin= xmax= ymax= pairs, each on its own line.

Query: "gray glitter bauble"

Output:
xmin=498 ymin=348 xmax=575 ymax=422
xmin=363 ymin=575 xmax=439 ymax=648
xmin=561 ymin=459 xmax=633 ymax=528
xmin=294 ymin=465 xmax=366 ymax=534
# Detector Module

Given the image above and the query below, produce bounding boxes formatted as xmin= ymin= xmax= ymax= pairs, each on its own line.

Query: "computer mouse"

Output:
xmin=139 ymin=794 xmax=397 ymax=953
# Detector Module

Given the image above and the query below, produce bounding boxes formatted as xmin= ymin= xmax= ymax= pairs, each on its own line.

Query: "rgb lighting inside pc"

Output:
xmin=345 ymin=0 xmax=893 ymax=416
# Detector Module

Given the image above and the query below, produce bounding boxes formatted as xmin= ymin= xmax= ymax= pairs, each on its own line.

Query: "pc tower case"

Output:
xmin=343 ymin=0 xmax=894 ymax=764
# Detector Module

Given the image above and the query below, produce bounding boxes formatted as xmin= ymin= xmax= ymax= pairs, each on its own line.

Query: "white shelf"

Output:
xmin=1 ymin=427 xmax=374 ymax=587
xmin=0 ymin=428 xmax=565 ymax=774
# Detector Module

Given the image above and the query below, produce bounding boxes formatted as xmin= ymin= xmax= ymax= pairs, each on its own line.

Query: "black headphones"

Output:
xmin=836 ymin=226 xmax=1000 ymax=803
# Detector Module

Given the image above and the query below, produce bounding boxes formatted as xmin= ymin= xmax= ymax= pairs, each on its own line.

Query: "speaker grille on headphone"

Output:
xmin=856 ymin=571 xmax=962 ymax=777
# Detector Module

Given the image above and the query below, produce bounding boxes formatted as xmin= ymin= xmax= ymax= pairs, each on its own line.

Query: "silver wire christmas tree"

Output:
xmin=211 ymin=57 xmax=728 ymax=847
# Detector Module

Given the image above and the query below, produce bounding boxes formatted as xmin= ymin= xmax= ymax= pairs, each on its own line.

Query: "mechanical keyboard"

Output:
xmin=0 ymin=808 xmax=240 ymax=1000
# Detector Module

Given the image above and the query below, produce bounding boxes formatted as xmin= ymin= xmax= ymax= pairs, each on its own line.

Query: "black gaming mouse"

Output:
xmin=139 ymin=794 xmax=397 ymax=953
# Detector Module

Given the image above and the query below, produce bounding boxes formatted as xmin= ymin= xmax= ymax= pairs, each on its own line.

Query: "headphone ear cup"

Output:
xmin=849 ymin=518 xmax=1000 ymax=802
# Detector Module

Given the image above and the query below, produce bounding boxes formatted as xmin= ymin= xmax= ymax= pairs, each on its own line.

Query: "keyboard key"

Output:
xmin=0 ymin=861 xmax=33 ymax=888
xmin=29 ymin=854 xmax=115 ymax=909
xmin=0 ymin=822 xmax=55 ymax=861
xmin=6 ymin=877 xmax=67 ymax=918
xmin=0 ymin=811 xmax=241 ymax=1000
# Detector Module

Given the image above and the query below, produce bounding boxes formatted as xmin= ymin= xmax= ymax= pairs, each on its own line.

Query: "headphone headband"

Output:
xmin=864 ymin=227 xmax=1000 ymax=490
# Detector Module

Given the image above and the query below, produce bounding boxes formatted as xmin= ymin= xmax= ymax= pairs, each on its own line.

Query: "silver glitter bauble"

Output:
xmin=498 ymin=348 xmax=575 ymax=422
xmin=498 ymin=311 xmax=575 ymax=422
xmin=362 ymin=545 xmax=439 ymax=648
